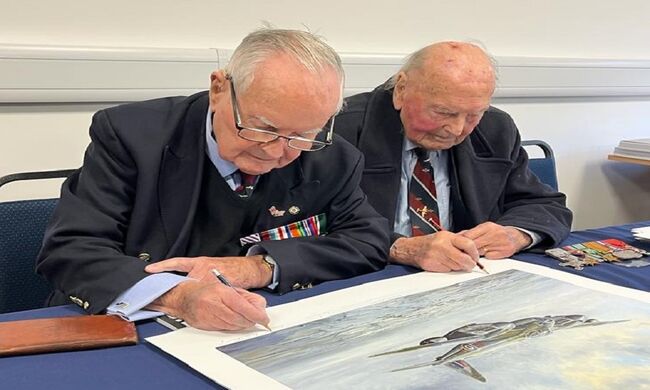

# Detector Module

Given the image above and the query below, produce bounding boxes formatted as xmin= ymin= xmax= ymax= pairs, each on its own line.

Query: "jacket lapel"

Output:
xmin=253 ymin=157 xmax=321 ymax=231
xmin=159 ymin=93 xmax=208 ymax=256
xmin=357 ymin=87 xmax=404 ymax=227
xmin=450 ymin=128 xmax=513 ymax=230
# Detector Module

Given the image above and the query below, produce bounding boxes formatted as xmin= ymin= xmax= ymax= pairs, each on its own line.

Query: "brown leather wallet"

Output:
xmin=0 ymin=315 xmax=138 ymax=357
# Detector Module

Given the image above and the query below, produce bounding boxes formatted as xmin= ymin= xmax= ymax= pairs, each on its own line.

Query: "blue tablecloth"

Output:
xmin=1 ymin=221 xmax=648 ymax=389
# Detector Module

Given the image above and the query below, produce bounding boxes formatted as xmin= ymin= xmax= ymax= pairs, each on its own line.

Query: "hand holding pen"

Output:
xmin=211 ymin=269 xmax=272 ymax=331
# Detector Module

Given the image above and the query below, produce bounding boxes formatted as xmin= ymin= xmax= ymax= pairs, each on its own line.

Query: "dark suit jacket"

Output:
xmin=37 ymin=92 xmax=390 ymax=313
xmin=335 ymin=84 xmax=572 ymax=246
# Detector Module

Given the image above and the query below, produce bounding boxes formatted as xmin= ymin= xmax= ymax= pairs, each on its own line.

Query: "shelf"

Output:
xmin=608 ymin=154 xmax=650 ymax=166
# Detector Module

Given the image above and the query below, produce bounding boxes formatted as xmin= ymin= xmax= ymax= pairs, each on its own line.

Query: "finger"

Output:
xmin=455 ymin=253 xmax=479 ymax=271
xmin=420 ymin=256 xmax=453 ymax=273
xmin=145 ymin=257 xmax=195 ymax=273
xmin=203 ymin=285 xmax=259 ymax=329
xmin=223 ymin=289 xmax=271 ymax=328
xmin=484 ymin=248 xmax=513 ymax=260
xmin=199 ymin=311 xmax=253 ymax=331
xmin=235 ymin=287 xmax=268 ymax=310
xmin=451 ymin=236 xmax=479 ymax=261
xmin=442 ymin=247 xmax=477 ymax=272
xmin=458 ymin=224 xmax=489 ymax=240
xmin=212 ymin=301 xmax=257 ymax=330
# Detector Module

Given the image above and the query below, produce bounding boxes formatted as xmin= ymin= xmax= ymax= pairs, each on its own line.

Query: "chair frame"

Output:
xmin=0 ymin=169 xmax=75 ymax=313
xmin=0 ymin=169 xmax=76 ymax=188
xmin=521 ymin=139 xmax=558 ymax=191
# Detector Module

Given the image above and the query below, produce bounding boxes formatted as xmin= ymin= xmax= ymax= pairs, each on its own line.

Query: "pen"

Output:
xmin=476 ymin=260 xmax=489 ymax=274
xmin=210 ymin=269 xmax=272 ymax=331
xmin=211 ymin=268 xmax=233 ymax=287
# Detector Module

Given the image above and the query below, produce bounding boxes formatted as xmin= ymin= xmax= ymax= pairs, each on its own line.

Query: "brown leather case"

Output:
xmin=0 ymin=315 xmax=138 ymax=357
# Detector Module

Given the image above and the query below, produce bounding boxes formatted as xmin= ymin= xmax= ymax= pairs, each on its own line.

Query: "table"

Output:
xmin=2 ymin=221 xmax=649 ymax=389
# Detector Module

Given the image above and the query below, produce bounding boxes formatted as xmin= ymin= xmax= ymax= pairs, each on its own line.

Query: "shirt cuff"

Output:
xmin=106 ymin=273 xmax=188 ymax=321
xmin=512 ymin=227 xmax=543 ymax=250
xmin=247 ymin=245 xmax=279 ymax=290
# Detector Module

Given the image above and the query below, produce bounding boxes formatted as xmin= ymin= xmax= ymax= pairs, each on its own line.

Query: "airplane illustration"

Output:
xmin=370 ymin=315 xmax=627 ymax=383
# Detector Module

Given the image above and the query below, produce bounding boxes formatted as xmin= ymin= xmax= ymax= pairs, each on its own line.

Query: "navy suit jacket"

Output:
xmin=335 ymin=84 xmax=572 ymax=246
xmin=37 ymin=92 xmax=390 ymax=313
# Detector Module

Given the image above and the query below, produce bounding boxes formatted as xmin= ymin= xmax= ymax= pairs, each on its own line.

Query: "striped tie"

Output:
xmin=234 ymin=171 xmax=258 ymax=198
xmin=409 ymin=148 xmax=442 ymax=236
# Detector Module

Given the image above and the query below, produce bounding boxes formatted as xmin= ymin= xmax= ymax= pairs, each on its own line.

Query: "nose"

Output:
xmin=445 ymin=115 xmax=467 ymax=136
xmin=261 ymin=137 xmax=289 ymax=158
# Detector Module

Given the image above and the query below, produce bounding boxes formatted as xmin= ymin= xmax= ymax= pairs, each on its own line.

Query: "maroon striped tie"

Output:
xmin=409 ymin=148 xmax=442 ymax=236
xmin=235 ymin=171 xmax=258 ymax=198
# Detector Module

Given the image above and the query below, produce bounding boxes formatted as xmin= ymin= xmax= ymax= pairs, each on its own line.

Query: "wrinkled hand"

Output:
xmin=147 ymin=279 xmax=270 ymax=331
xmin=145 ymin=255 xmax=271 ymax=289
xmin=459 ymin=222 xmax=532 ymax=259
xmin=389 ymin=231 xmax=479 ymax=272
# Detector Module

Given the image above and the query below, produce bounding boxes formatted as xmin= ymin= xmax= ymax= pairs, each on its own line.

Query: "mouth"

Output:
xmin=418 ymin=133 xmax=456 ymax=143
xmin=248 ymin=153 xmax=278 ymax=163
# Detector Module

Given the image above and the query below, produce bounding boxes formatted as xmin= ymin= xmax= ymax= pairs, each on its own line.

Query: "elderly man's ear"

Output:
xmin=210 ymin=70 xmax=228 ymax=94
xmin=392 ymin=72 xmax=407 ymax=110
xmin=209 ymin=70 xmax=229 ymax=110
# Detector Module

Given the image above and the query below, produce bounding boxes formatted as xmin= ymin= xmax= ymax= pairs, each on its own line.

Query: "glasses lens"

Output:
xmin=288 ymin=138 xmax=322 ymax=151
xmin=238 ymin=128 xmax=278 ymax=143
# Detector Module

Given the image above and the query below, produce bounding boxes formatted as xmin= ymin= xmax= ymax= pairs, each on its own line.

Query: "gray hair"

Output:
xmin=225 ymin=28 xmax=345 ymax=109
xmin=384 ymin=41 xmax=498 ymax=90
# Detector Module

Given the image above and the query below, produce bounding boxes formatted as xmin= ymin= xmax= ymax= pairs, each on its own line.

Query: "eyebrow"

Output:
xmin=431 ymin=105 xmax=490 ymax=114
xmin=251 ymin=115 xmax=323 ymax=136
xmin=255 ymin=115 xmax=278 ymax=129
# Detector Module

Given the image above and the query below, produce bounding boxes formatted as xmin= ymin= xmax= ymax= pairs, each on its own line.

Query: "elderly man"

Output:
xmin=37 ymin=29 xmax=389 ymax=331
xmin=336 ymin=41 xmax=571 ymax=273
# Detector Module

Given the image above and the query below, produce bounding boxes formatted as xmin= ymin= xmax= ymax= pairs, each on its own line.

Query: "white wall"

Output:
xmin=2 ymin=0 xmax=650 ymax=229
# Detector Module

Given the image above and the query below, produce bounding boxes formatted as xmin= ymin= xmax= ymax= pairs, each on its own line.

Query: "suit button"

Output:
xmin=138 ymin=252 xmax=151 ymax=262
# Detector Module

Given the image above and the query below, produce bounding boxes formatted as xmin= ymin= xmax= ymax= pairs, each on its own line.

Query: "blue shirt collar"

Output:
xmin=205 ymin=109 xmax=239 ymax=178
xmin=403 ymin=136 xmax=419 ymax=153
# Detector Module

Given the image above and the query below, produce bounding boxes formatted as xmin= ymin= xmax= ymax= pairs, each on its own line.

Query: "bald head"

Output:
xmin=391 ymin=42 xmax=496 ymax=151
xmin=400 ymin=42 xmax=495 ymax=96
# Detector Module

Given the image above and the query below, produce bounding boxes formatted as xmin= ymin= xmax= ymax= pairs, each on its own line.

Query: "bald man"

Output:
xmin=336 ymin=42 xmax=572 ymax=273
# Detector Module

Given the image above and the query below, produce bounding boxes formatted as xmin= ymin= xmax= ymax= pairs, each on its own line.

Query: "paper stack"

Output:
xmin=632 ymin=226 xmax=650 ymax=242
xmin=612 ymin=139 xmax=650 ymax=160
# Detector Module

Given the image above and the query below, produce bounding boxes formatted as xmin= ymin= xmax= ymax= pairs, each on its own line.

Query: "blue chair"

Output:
xmin=0 ymin=169 xmax=75 ymax=313
xmin=521 ymin=140 xmax=559 ymax=191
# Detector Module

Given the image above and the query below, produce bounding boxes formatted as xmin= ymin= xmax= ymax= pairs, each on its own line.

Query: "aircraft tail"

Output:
xmin=445 ymin=360 xmax=486 ymax=383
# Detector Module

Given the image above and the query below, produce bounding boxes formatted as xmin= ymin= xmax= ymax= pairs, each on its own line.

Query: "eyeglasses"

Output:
xmin=227 ymin=75 xmax=334 ymax=152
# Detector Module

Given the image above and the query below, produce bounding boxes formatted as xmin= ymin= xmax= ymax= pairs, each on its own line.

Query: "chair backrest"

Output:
xmin=521 ymin=140 xmax=559 ymax=191
xmin=0 ymin=169 xmax=75 ymax=313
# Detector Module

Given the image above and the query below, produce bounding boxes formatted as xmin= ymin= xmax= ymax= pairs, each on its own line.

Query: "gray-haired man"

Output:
xmin=38 ymin=29 xmax=390 ymax=331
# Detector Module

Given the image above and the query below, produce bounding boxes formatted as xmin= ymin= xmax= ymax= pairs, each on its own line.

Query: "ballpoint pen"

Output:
xmin=211 ymin=268 xmax=234 ymax=287
xmin=476 ymin=260 xmax=489 ymax=274
xmin=210 ymin=269 xmax=272 ymax=331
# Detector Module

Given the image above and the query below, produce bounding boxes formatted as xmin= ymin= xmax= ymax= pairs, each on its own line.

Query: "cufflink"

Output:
xmin=115 ymin=301 xmax=129 ymax=309
xmin=69 ymin=295 xmax=83 ymax=307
